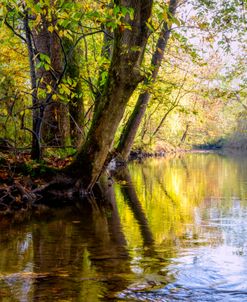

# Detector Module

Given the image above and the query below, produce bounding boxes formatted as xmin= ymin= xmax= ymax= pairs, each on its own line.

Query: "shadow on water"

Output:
xmin=113 ymin=167 xmax=155 ymax=248
xmin=0 ymin=181 xmax=132 ymax=301
xmin=113 ymin=166 xmax=181 ymax=296
xmin=1 ymin=153 xmax=247 ymax=301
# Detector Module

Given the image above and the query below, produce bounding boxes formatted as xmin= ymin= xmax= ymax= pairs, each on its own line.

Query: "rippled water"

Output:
xmin=1 ymin=153 xmax=247 ymax=301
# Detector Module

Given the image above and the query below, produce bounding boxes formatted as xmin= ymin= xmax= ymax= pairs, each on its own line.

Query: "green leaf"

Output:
xmin=39 ymin=53 xmax=51 ymax=64
xmin=44 ymin=63 xmax=50 ymax=71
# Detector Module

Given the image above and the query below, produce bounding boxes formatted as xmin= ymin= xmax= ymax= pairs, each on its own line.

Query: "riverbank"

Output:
xmin=0 ymin=152 xmax=70 ymax=215
xmin=0 ymin=146 xmax=245 ymax=215
xmin=1 ymin=152 xmax=247 ymax=302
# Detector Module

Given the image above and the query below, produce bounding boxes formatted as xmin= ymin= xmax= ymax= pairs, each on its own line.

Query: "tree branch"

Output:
xmin=5 ymin=18 xmax=27 ymax=43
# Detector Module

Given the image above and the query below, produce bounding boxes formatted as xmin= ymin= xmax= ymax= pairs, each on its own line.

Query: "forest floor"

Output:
xmin=0 ymin=151 xmax=75 ymax=215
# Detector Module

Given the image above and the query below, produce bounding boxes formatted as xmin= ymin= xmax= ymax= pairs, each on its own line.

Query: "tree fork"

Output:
xmin=64 ymin=0 xmax=154 ymax=191
xmin=116 ymin=0 xmax=178 ymax=161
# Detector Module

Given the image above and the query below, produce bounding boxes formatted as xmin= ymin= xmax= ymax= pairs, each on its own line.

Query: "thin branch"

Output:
xmin=69 ymin=112 xmax=84 ymax=135
xmin=68 ymin=30 xmax=103 ymax=58
xmin=4 ymin=18 xmax=27 ymax=43
xmin=234 ymin=93 xmax=247 ymax=110
xmin=151 ymin=69 xmax=189 ymax=137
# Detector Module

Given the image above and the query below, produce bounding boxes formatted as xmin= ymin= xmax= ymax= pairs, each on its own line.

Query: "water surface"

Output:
xmin=1 ymin=153 xmax=247 ymax=301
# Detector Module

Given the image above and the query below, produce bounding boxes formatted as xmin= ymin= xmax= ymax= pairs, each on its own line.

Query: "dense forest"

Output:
xmin=0 ymin=0 xmax=246 ymax=205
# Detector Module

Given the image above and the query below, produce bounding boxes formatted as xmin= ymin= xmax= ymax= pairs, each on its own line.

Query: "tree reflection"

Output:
xmin=113 ymin=166 xmax=179 ymax=287
xmin=113 ymin=167 xmax=155 ymax=248
xmin=0 ymin=185 xmax=131 ymax=301
xmin=1 ymin=154 xmax=247 ymax=301
xmin=31 ymin=185 xmax=131 ymax=301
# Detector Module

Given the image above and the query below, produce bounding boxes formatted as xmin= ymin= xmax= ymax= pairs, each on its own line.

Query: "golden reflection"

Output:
xmin=115 ymin=154 xmax=247 ymax=250
xmin=1 ymin=154 xmax=247 ymax=301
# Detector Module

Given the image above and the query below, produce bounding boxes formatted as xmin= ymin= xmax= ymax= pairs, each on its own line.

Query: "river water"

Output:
xmin=0 ymin=153 xmax=247 ymax=301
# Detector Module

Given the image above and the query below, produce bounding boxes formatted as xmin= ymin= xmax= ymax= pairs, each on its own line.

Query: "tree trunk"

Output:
xmin=94 ymin=27 xmax=113 ymax=114
xmin=64 ymin=38 xmax=85 ymax=147
xmin=33 ymin=6 xmax=69 ymax=147
xmin=69 ymin=84 xmax=84 ymax=147
xmin=64 ymin=0 xmax=153 ymax=191
xmin=179 ymin=123 xmax=190 ymax=146
xmin=152 ymin=106 xmax=174 ymax=138
xmin=116 ymin=0 xmax=178 ymax=160
xmin=23 ymin=11 xmax=41 ymax=160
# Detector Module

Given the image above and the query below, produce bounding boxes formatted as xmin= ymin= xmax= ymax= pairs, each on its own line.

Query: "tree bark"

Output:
xmin=64 ymin=38 xmax=85 ymax=147
xmin=64 ymin=0 xmax=153 ymax=191
xmin=23 ymin=11 xmax=41 ymax=160
xmin=116 ymin=0 xmax=178 ymax=160
xmin=152 ymin=106 xmax=175 ymax=138
xmin=33 ymin=5 xmax=69 ymax=147
xmin=69 ymin=84 xmax=84 ymax=147
xmin=180 ymin=123 xmax=190 ymax=145
xmin=94 ymin=26 xmax=113 ymax=114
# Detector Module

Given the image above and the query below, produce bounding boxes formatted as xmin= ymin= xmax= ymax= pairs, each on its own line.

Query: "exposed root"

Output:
xmin=0 ymin=181 xmax=34 ymax=214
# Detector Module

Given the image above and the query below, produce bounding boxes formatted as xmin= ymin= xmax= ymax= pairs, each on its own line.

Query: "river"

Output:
xmin=0 ymin=153 xmax=247 ymax=301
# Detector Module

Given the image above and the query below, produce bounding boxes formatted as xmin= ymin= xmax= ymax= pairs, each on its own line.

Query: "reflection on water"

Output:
xmin=1 ymin=153 xmax=247 ymax=301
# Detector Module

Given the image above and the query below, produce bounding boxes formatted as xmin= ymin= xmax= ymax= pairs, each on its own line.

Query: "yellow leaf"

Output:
xmin=157 ymin=48 xmax=163 ymax=54
xmin=163 ymin=11 xmax=169 ymax=23
xmin=52 ymin=94 xmax=57 ymax=100
xmin=36 ymin=14 xmax=41 ymax=24
xmin=48 ymin=25 xmax=54 ymax=33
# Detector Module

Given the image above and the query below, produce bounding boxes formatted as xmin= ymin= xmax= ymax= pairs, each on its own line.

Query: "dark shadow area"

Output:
xmin=0 ymin=183 xmax=131 ymax=302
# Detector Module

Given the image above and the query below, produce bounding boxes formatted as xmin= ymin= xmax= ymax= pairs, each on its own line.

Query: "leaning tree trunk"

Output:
xmin=116 ymin=0 xmax=178 ymax=160
xmin=64 ymin=0 xmax=153 ymax=191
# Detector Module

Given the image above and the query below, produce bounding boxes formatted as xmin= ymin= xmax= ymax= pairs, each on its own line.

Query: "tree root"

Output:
xmin=0 ymin=175 xmax=91 ymax=215
xmin=0 ymin=171 xmax=116 ymax=216
xmin=0 ymin=181 xmax=34 ymax=214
